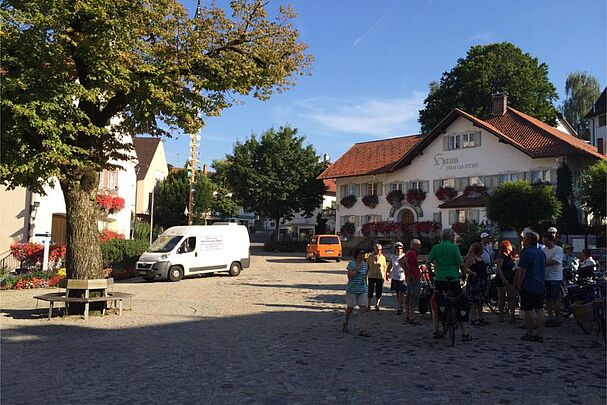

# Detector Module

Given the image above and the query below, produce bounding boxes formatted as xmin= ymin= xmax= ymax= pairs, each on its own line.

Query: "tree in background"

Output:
xmin=154 ymin=166 xmax=213 ymax=229
xmin=419 ymin=42 xmax=559 ymax=132
xmin=578 ymin=160 xmax=607 ymax=221
xmin=210 ymin=160 xmax=240 ymax=220
xmin=224 ymin=126 xmax=326 ymax=240
xmin=555 ymin=163 xmax=582 ymax=234
xmin=562 ymin=72 xmax=601 ymax=140
xmin=1 ymin=0 xmax=311 ymax=279
xmin=485 ymin=181 xmax=561 ymax=240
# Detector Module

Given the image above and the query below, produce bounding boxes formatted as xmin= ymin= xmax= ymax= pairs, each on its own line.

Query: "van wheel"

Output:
xmin=315 ymin=255 xmax=320 ymax=263
xmin=168 ymin=266 xmax=183 ymax=282
xmin=336 ymin=257 xmax=341 ymax=262
xmin=229 ymin=262 xmax=242 ymax=277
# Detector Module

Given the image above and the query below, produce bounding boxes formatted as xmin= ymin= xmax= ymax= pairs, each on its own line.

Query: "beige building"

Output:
xmin=0 ymin=186 xmax=31 ymax=254
xmin=133 ymin=137 xmax=169 ymax=216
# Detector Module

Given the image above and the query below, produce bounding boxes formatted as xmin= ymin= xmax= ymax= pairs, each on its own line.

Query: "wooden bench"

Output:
xmin=34 ymin=278 xmax=133 ymax=320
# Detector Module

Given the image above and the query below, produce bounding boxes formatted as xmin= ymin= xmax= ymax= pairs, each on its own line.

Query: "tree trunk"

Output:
xmin=60 ymin=168 xmax=104 ymax=280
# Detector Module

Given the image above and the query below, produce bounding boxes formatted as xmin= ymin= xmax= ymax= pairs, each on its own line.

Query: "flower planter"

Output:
xmin=340 ymin=195 xmax=357 ymax=209
xmin=362 ymin=194 xmax=379 ymax=208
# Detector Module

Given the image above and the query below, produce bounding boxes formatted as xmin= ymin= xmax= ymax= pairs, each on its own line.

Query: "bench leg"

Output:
xmin=84 ymin=302 xmax=89 ymax=320
xmin=48 ymin=302 xmax=53 ymax=320
xmin=119 ymin=299 xmax=123 ymax=316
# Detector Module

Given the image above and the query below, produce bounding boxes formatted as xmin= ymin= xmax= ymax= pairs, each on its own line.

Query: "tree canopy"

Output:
xmin=418 ymin=42 xmax=559 ymax=132
xmin=562 ymin=72 xmax=601 ymax=140
xmin=0 ymin=0 xmax=311 ymax=279
xmin=485 ymin=181 xmax=562 ymax=234
xmin=578 ymin=160 xmax=607 ymax=221
xmin=223 ymin=126 xmax=326 ymax=238
xmin=154 ymin=166 xmax=213 ymax=228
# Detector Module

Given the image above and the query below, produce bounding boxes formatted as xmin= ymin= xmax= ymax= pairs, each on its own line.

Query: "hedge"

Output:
xmin=101 ymin=238 xmax=149 ymax=272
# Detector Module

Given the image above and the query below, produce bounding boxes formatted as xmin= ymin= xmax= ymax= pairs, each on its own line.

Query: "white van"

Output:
xmin=136 ymin=224 xmax=250 ymax=282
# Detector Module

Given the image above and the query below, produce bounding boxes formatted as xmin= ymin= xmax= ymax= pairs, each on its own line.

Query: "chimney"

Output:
xmin=491 ymin=92 xmax=508 ymax=116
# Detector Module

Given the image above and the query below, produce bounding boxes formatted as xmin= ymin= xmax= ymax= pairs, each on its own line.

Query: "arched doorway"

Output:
xmin=397 ymin=208 xmax=415 ymax=224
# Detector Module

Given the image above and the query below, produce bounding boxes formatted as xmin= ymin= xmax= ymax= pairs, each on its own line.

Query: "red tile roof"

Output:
xmin=485 ymin=107 xmax=605 ymax=160
xmin=318 ymin=135 xmax=422 ymax=179
xmin=320 ymin=106 xmax=605 ymax=180
xmin=323 ymin=179 xmax=336 ymax=194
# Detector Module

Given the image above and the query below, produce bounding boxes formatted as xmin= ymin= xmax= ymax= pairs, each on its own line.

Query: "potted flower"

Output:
xmin=463 ymin=184 xmax=486 ymax=199
xmin=386 ymin=189 xmax=405 ymax=207
xmin=97 ymin=194 xmax=126 ymax=214
xmin=406 ymin=189 xmax=426 ymax=206
xmin=340 ymin=195 xmax=357 ymax=209
xmin=435 ymin=186 xmax=457 ymax=201
xmin=362 ymin=194 xmax=379 ymax=208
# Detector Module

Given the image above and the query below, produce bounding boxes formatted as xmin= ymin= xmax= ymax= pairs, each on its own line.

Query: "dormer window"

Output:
xmin=445 ymin=131 xmax=481 ymax=150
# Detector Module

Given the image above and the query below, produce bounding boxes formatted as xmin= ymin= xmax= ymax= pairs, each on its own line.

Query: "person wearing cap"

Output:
xmin=480 ymin=232 xmax=494 ymax=265
xmin=547 ymin=227 xmax=563 ymax=247
xmin=387 ymin=241 xmax=407 ymax=315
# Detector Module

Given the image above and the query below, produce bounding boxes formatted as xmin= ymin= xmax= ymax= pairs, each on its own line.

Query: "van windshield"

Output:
xmin=148 ymin=235 xmax=183 ymax=253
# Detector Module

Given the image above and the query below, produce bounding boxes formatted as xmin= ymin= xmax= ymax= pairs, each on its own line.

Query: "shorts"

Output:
xmin=368 ymin=278 xmax=384 ymax=299
xmin=405 ymin=278 xmax=421 ymax=308
xmin=520 ymin=289 xmax=544 ymax=311
xmin=390 ymin=279 xmax=406 ymax=293
xmin=346 ymin=293 xmax=368 ymax=308
xmin=544 ymin=281 xmax=562 ymax=301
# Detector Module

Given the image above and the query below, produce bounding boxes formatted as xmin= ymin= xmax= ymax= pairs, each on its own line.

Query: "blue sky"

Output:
xmin=165 ymin=0 xmax=607 ymax=168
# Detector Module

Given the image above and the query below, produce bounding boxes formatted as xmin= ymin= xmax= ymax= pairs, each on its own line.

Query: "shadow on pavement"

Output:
xmin=1 ymin=307 xmax=606 ymax=404
xmin=238 ymin=282 xmax=344 ymax=291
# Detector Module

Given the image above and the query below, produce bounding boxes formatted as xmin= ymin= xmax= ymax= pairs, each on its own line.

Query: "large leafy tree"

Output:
xmin=224 ymin=126 xmax=326 ymax=239
xmin=419 ymin=42 xmax=559 ymax=132
xmin=209 ymin=160 xmax=239 ymax=220
xmin=562 ymin=72 xmax=601 ymax=140
xmin=485 ymin=181 xmax=562 ymax=238
xmin=154 ymin=166 xmax=213 ymax=229
xmin=1 ymin=0 xmax=311 ymax=279
xmin=579 ymin=160 xmax=607 ymax=221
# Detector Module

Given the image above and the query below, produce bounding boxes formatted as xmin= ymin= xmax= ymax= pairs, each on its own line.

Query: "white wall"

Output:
xmin=335 ymin=116 xmax=561 ymax=233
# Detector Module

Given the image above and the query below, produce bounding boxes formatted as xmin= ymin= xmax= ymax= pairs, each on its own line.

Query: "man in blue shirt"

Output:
xmin=515 ymin=232 xmax=546 ymax=342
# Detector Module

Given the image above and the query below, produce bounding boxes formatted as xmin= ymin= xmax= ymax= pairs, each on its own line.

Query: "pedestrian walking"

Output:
xmin=403 ymin=239 xmax=422 ymax=324
xmin=387 ymin=241 xmax=406 ymax=314
xmin=516 ymin=232 xmax=546 ymax=343
xmin=367 ymin=244 xmax=387 ymax=311
xmin=343 ymin=248 xmax=370 ymax=337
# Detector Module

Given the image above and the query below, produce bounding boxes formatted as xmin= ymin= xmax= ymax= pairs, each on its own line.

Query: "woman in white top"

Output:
xmin=387 ymin=242 xmax=407 ymax=314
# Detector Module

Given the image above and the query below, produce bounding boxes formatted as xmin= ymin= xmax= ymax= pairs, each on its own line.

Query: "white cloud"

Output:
xmin=297 ymin=92 xmax=425 ymax=137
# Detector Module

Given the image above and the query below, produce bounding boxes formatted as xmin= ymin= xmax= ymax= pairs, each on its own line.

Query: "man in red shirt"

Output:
xmin=402 ymin=238 xmax=422 ymax=324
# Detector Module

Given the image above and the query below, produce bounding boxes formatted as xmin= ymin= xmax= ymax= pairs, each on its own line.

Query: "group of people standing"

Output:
xmin=342 ymin=225 xmax=600 ymax=343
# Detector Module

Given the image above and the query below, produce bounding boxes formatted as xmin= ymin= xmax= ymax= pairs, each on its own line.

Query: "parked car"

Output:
xmin=306 ymin=234 xmax=342 ymax=262
xmin=136 ymin=223 xmax=250 ymax=282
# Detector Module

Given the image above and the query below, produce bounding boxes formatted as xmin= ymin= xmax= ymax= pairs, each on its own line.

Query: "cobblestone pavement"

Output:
xmin=1 ymin=249 xmax=605 ymax=404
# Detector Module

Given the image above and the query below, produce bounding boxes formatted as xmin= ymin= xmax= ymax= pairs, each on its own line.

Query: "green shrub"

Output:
xmin=101 ymin=238 xmax=149 ymax=271
xmin=263 ymin=239 xmax=308 ymax=252
xmin=133 ymin=221 xmax=151 ymax=241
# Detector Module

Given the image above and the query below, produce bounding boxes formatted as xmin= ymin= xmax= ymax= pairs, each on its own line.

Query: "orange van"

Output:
xmin=306 ymin=234 xmax=342 ymax=262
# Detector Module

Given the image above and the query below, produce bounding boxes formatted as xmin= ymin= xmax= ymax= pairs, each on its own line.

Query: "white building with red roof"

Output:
xmin=319 ymin=94 xmax=606 ymax=236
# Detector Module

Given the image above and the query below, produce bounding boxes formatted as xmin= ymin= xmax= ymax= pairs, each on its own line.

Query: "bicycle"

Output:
xmin=436 ymin=276 xmax=461 ymax=347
